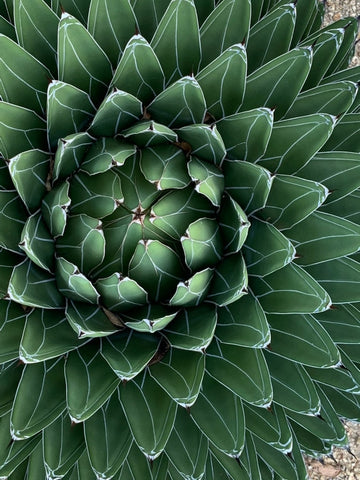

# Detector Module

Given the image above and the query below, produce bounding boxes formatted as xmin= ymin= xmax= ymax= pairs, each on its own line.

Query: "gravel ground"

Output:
xmin=305 ymin=2 xmax=360 ymax=479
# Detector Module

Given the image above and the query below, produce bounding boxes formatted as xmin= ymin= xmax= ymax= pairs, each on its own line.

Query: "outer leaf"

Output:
xmin=268 ymin=313 xmax=340 ymax=367
xmin=150 ymin=348 xmax=205 ymax=406
xmin=95 ymin=273 xmax=148 ymax=312
xmin=117 ymin=442 xmax=169 ymax=480
xmin=0 ymin=249 xmax=23 ymax=299
xmin=65 ymin=343 xmax=120 ymax=422
xmin=47 ymin=81 xmax=95 ymax=149
xmin=13 ymin=0 xmax=58 ymax=75
xmin=53 ymin=132 xmax=95 ymax=182
xmin=19 ymin=212 xmax=54 ymax=272
xmin=119 ymin=371 xmax=177 ymax=460
xmin=196 ymin=43 xmax=247 ymax=118
xmin=111 ymin=34 xmax=165 ymax=104
xmin=65 ymin=301 xmax=118 ymax=338
xmin=257 ymin=113 xmax=336 ymax=174
xmin=19 ymin=308 xmax=85 ymax=363
xmin=0 ymin=301 xmax=27 ymax=364
xmin=216 ymin=293 xmax=270 ymax=349
xmin=123 ymin=305 xmax=179 ymax=334
xmin=206 ymin=339 xmax=273 ymax=407
xmin=251 ymin=262 xmax=331 ymax=314
xmin=0 ymin=102 xmax=47 ymax=159
xmin=243 ymin=218 xmax=296 ymax=276
xmin=165 ymin=407 xmax=208 ymax=478
xmin=101 ymin=330 xmax=159 ymax=381
xmin=322 ymin=113 xmax=360 ymax=152
xmin=319 ymin=303 xmax=360 ymax=345
xmin=241 ymin=47 xmax=312 ymax=119
xmin=87 ymin=0 xmax=137 ymax=66
xmin=191 ymin=373 xmax=245 ymax=457
xmin=200 ymin=0 xmax=250 ymax=67
xmin=121 ymin=120 xmax=177 ymax=147
xmin=151 ymin=0 xmax=201 ymax=84
xmin=187 ymin=156 xmax=224 ymax=207
xmin=43 ymin=411 xmax=85 ymax=479
xmin=58 ymin=13 xmax=113 ymax=103
xmin=219 ymin=193 xmax=250 ymax=254
xmin=0 ymin=360 xmax=23 ymax=416
xmin=265 ymin=351 xmax=321 ymax=414
xmin=169 ymin=268 xmax=213 ymax=307
xmin=84 ymin=391 xmax=132 ymax=479
xmin=10 ymin=358 xmax=66 ymax=439
xmin=41 ymin=180 xmax=71 ymax=238
xmin=8 ymin=258 xmax=64 ymax=309
xmin=0 ymin=34 xmax=51 ymax=115
xmin=0 ymin=190 xmax=27 ymax=253
xmin=81 ymin=138 xmax=136 ymax=175
xmin=253 ymin=436 xmax=298 ymax=480
xmin=163 ymin=304 xmax=217 ymax=352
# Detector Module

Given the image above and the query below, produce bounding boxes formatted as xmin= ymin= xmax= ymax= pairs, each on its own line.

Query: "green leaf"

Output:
xmin=187 ymin=156 xmax=224 ymax=206
xmin=319 ymin=303 xmax=360 ymax=344
xmin=165 ymin=407 xmax=208 ymax=478
xmin=243 ymin=218 xmax=296 ymax=276
xmin=148 ymin=76 xmax=206 ymax=128
xmin=119 ymin=371 xmax=177 ymax=460
xmin=101 ymin=330 xmax=159 ymax=381
xmin=84 ymin=391 xmax=132 ymax=479
xmin=0 ymin=249 xmax=23 ymax=300
xmin=81 ymin=138 xmax=136 ymax=175
xmin=223 ymin=160 xmax=273 ymax=213
xmin=9 ymin=150 xmax=51 ymax=212
xmin=0 ymin=413 xmax=40 ymax=478
xmin=123 ymin=305 xmax=179 ymax=334
xmin=128 ymin=240 xmax=184 ymax=302
xmin=56 ymin=0 xmax=89 ymax=25
xmin=8 ymin=258 xmax=64 ymax=309
xmin=19 ymin=212 xmax=54 ymax=272
xmin=217 ymin=108 xmax=273 ymax=162
xmin=259 ymin=174 xmax=329 ymax=230
xmin=0 ymin=102 xmax=47 ymax=159
xmin=43 ymin=412 xmax=85 ymax=479
xmin=258 ymin=114 xmax=336 ymax=174
xmin=19 ymin=308 xmax=85 ymax=363
xmin=207 ymin=340 xmax=272 ymax=407
xmin=56 ymin=214 xmax=105 ymax=276
xmin=151 ymin=0 xmax=201 ymax=85
xmin=10 ymin=358 xmax=66 ymax=439
xmin=56 ymin=256 xmax=100 ymax=304
xmin=175 ymin=124 xmax=226 ymax=165
xmin=200 ymin=0 xmax=250 ymax=67
xmin=251 ymin=262 xmax=331 ymax=314
xmin=53 ymin=132 xmax=95 ymax=182
xmin=0 ymin=34 xmax=51 ymax=115
xmin=247 ymin=4 xmax=296 ymax=74
xmin=268 ymin=313 xmax=340 ymax=367
xmin=95 ymin=273 xmax=148 ymax=311
xmin=0 ymin=190 xmax=27 ymax=253
xmin=111 ymin=34 xmax=165 ymax=104
xmin=218 ymin=193 xmax=250 ymax=254
xmin=65 ymin=343 xmax=120 ymax=422
xmin=129 ymin=0 xmax=168 ymax=39
xmin=305 ymin=257 xmax=360 ymax=304
xmin=191 ymin=373 xmax=245 ymax=457
xmin=164 ymin=304 xmax=217 ymax=352
xmin=41 ymin=180 xmax=71 ymax=238
xmin=140 ymin=144 xmax=191 ymax=190
xmin=47 ymin=81 xmax=95 ymax=149
xmin=321 ymin=190 xmax=360 ymax=224
xmin=117 ymin=442 xmax=169 ymax=480
xmin=322 ymin=113 xmax=360 ymax=152
xmin=196 ymin=43 xmax=246 ymax=118
xmin=241 ymin=47 xmax=312 ymax=119
xmin=287 ymin=211 xmax=360 ymax=265
xmin=216 ymin=293 xmax=270 ymax=349
xmin=181 ymin=217 xmax=222 ymax=271
xmin=87 ymin=0 xmax=136 ymax=66
xmin=169 ymin=268 xmax=213 ymax=307
xmin=285 ymin=81 xmax=358 ymax=118
xmin=89 ymin=89 xmax=142 ymax=137
xmin=69 ymin=170 xmax=123 ymax=218
xmin=150 ymin=348 xmax=205 ymax=406
xmin=265 ymin=351 xmax=320 ymax=414
xmin=253 ymin=436 xmax=298 ymax=480
xmin=208 ymin=447 xmax=250 ymax=480
xmin=13 ymin=0 xmax=58 ymax=75
xmin=207 ymin=253 xmax=248 ymax=307
xmin=67 ymin=450 xmax=97 ymax=480
xmin=326 ymin=17 xmax=358 ymax=75
xmin=0 ymin=301 xmax=27 ymax=364
xmin=244 ymin=403 xmax=292 ymax=452
xmin=290 ymin=0 xmax=317 ymax=46
xmin=320 ymin=385 xmax=360 ymax=422
xmin=297 ymin=151 xmax=360 ymax=204
xmin=0 ymin=360 xmax=23 ymax=417
xmin=321 ymin=66 xmax=360 ymax=113
xmin=58 ymin=13 xmax=112 ymax=103
xmin=0 ymin=15 xmax=16 ymax=40
xmin=121 ymin=120 xmax=177 ymax=147
xmin=65 ymin=301 xmax=118 ymax=338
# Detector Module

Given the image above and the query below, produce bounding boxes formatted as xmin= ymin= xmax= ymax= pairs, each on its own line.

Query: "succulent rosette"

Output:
xmin=0 ymin=0 xmax=360 ymax=478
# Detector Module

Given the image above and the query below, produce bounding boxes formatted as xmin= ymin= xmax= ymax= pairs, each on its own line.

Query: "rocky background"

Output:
xmin=306 ymin=1 xmax=360 ymax=478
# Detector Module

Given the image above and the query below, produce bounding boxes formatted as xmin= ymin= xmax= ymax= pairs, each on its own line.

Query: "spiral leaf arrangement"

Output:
xmin=0 ymin=0 xmax=360 ymax=478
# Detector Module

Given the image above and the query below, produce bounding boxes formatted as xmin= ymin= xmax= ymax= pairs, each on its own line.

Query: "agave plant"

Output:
xmin=0 ymin=0 xmax=360 ymax=478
